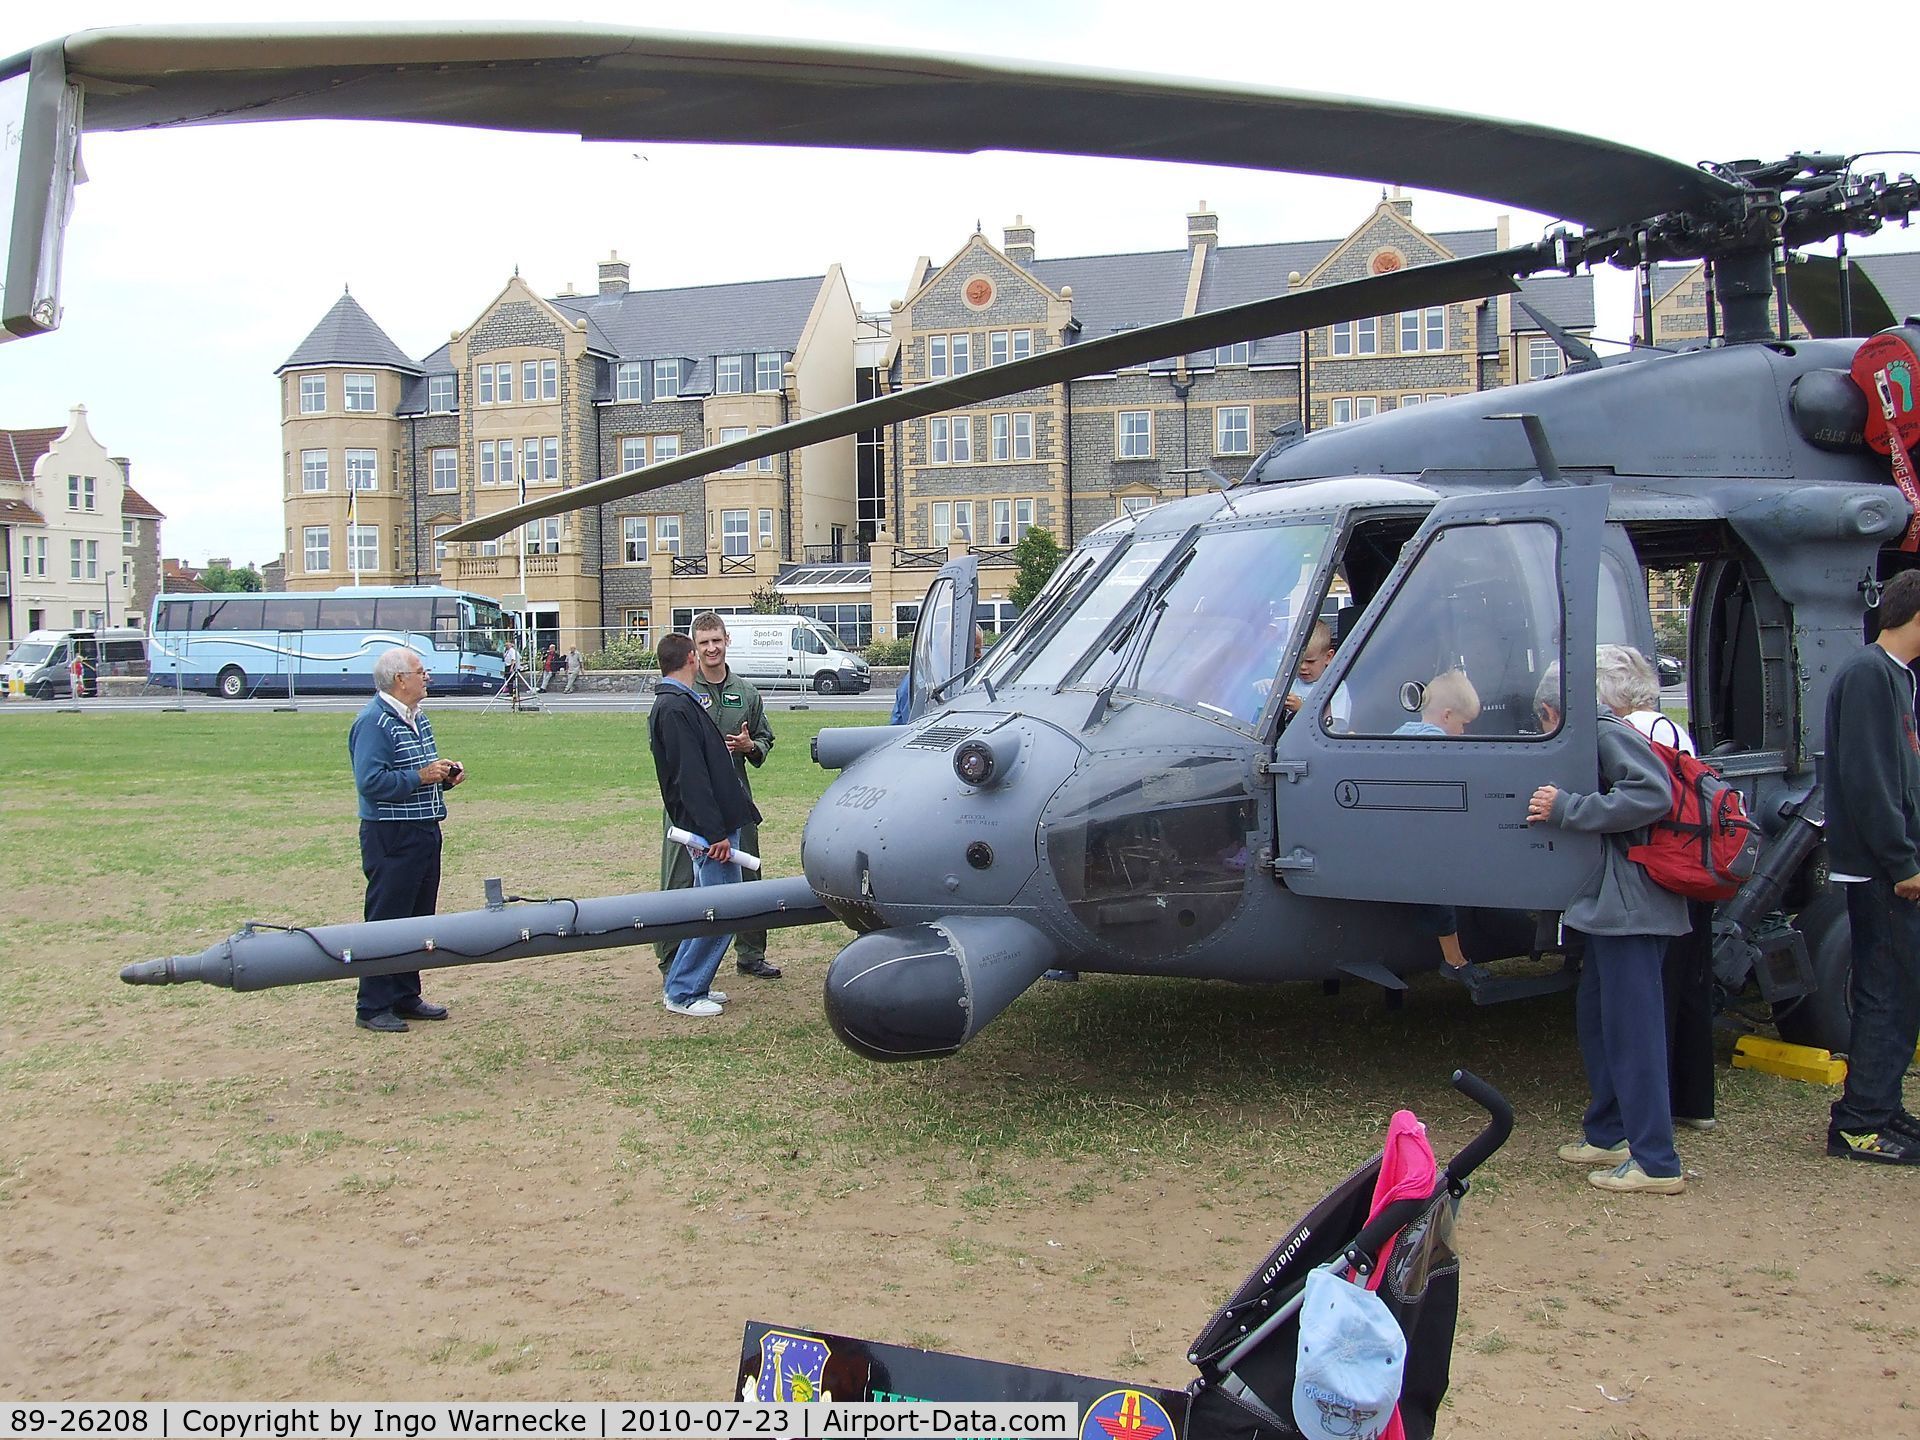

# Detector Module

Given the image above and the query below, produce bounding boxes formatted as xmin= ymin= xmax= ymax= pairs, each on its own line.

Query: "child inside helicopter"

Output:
xmin=1394 ymin=668 xmax=1481 ymax=971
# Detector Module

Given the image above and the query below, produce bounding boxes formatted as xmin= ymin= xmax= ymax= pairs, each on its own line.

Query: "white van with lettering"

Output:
xmin=724 ymin=618 xmax=870 ymax=694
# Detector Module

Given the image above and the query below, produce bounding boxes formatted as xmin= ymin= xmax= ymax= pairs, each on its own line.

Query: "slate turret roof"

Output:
xmin=278 ymin=290 xmax=422 ymax=375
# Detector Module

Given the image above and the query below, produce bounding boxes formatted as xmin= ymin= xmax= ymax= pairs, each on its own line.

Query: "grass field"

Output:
xmin=0 ymin=703 xmax=1877 ymax=1188
xmin=3 ymin=708 xmax=1916 ymax=1422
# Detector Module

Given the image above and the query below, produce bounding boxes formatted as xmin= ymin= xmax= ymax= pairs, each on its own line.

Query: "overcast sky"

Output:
xmin=1 ymin=1 xmax=1912 ymax=567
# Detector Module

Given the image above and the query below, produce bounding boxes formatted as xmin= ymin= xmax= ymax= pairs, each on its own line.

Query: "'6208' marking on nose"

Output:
xmin=836 ymin=784 xmax=888 ymax=811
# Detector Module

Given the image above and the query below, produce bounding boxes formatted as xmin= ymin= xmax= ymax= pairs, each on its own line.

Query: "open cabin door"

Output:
xmin=1271 ymin=485 xmax=1608 ymax=909
xmin=905 ymin=555 xmax=980 ymax=721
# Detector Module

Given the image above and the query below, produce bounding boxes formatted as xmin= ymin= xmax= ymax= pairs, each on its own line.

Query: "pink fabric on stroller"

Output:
xmin=1361 ymin=1111 xmax=1439 ymax=1440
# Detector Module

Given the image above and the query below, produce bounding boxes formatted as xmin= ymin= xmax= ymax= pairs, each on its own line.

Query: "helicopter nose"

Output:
xmin=824 ymin=915 xmax=1057 ymax=1061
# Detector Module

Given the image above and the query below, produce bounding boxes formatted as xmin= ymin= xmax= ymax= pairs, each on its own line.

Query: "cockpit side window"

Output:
xmin=977 ymin=544 xmax=1106 ymax=689
xmin=1331 ymin=520 xmax=1565 ymax=739
xmin=1092 ymin=521 xmax=1333 ymax=727
xmin=1009 ymin=536 xmax=1178 ymax=689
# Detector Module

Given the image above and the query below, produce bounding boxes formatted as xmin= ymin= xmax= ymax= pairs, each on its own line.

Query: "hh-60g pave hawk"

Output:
xmin=36 ymin=24 xmax=1914 ymax=1059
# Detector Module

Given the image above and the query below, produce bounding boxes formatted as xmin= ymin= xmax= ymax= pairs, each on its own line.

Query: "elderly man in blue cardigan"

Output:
xmin=348 ymin=648 xmax=466 ymax=1033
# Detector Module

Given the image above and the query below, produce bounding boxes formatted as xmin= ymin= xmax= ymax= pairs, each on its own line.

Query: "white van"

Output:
xmin=725 ymin=617 xmax=871 ymax=694
xmin=4 ymin=628 xmax=148 ymax=698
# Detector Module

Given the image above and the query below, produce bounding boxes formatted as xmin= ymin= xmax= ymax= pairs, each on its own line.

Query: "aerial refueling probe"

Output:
xmin=120 ymin=875 xmax=831 ymax=990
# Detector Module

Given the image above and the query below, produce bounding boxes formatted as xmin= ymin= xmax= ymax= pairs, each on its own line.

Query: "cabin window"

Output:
xmin=1333 ymin=520 xmax=1564 ymax=739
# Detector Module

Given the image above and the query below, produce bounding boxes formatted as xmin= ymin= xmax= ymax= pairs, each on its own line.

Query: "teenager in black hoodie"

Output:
xmin=1824 ymin=568 xmax=1920 ymax=1165
xmin=649 ymin=631 xmax=761 ymax=1016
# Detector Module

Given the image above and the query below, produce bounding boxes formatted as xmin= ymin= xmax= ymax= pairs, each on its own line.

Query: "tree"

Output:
xmin=749 ymin=583 xmax=788 ymax=615
xmin=201 ymin=563 xmax=262 ymax=593
xmin=1008 ymin=527 xmax=1063 ymax=611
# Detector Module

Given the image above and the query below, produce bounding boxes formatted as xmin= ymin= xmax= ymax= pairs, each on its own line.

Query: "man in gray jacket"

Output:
xmin=1529 ymin=656 xmax=1691 ymax=1194
xmin=1822 ymin=569 xmax=1920 ymax=1165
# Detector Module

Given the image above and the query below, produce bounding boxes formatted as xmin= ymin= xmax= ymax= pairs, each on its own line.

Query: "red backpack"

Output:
xmin=1625 ymin=722 xmax=1762 ymax=900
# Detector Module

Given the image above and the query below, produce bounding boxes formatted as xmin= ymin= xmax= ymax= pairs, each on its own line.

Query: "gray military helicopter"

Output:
xmin=46 ymin=25 xmax=1913 ymax=1059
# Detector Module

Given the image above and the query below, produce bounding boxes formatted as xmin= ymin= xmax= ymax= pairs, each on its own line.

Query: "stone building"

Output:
xmin=276 ymin=203 xmax=1591 ymax=651
xmin=1 ymin=406 xmax=163 ymax=647
xmin=849 ymin=196 xmax=1594 ymax=639
xmin=277 ymin=259 xmax=856 ymax=655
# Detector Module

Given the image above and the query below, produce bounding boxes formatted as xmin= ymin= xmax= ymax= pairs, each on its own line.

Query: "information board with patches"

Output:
xmin=737 ymin=1322 xmax=1189 ymax=1440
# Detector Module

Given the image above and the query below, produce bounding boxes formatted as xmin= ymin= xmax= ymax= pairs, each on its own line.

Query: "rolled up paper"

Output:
xmin=665 ymin=825 xmax=763 ymax=872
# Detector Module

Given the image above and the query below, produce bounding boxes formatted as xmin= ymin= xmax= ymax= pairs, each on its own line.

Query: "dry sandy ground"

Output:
xmin=4 ymin=919 xmax=1916 ymax=1440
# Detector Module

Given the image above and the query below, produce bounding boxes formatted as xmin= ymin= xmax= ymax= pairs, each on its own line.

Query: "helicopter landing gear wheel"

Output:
xmin=1773 ymin=891 xmax=1852 ymax=1054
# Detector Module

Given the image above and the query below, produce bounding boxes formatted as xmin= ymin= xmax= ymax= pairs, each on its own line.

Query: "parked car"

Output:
xmin=1657 ymin=653 xmax=1684 ymax=686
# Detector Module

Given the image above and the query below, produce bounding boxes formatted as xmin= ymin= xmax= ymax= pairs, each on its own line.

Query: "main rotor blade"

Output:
xmin=441 ymin=248 xmax=1527 ymax=543
xmin=1787 ymin=252 xmax=1896 ymax=338
xmin=47 ymin=24 xmax=1739 ymax=228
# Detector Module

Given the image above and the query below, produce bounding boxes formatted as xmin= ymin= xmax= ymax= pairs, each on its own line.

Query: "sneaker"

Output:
xmin=1673 ymin=1116 xmax=1717 ymax=1132
xmin=1887 ymin=1110 xmax=1920 ymax=1143
xmin=1588 ymin=1159 xmax=1685 ymax=1194
xmin=1827 ymin=1124 xmax=1920 ymax=1164
xmin=1558 ymin=1138 xmax=1630 ymax=1166
xmin=705 ymin=991 xmax=728 ymax=1005
xmin=662 ymin=996 xmax=723 ymax=1018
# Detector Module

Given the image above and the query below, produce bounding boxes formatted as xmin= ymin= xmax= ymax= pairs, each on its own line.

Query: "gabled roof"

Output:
xmin=550 ymin=273 xmax=825 ymax=394
xmin=1031 ymin=248 xmax=1194 ymax=366
xmin=0 ymin=497 xmax=47 ymax=525
xmin=1650 ymin=263 xmax=1699 ymax=306
xmin=1509 ymin=274 xmax=1598 ymax=330
xmin=277 ymin=290 xmax=423 ymax=375
xmin=1190 ymin=236 xmax=1355 ymax=366
xmin=122 ymin=486 xmax=164 ymax=520
xmin=0 ymin=426 xmax=62 ymax=486
xmin=1015 ymin=222 xmax=1575 ymax=373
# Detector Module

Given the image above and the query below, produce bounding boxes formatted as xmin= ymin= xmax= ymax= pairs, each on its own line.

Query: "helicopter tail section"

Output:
xmin=823 ymin=915 xmax=1056 ymax=1061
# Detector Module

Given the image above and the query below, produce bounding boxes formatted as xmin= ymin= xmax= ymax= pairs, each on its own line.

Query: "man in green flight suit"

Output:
xmin=655 ymin=611 xmax=782 ymax=979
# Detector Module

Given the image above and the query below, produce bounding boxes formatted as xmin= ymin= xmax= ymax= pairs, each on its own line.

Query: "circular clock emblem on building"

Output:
xmin=963 ymin=275 xmax=996 ymax=309
xmin=1370 ymin=248 xmax=1406 ymax=274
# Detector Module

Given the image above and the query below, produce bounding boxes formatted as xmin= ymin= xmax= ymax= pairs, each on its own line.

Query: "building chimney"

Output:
xmin=1188 ymin=202 xmax=1219 ymax=252
xmin=598 ymin=250 xmax=630 ymax=295
xmin=1386 ymin=186 xmax=1413 ymax=220
xmin=1003 ymin=215 xmax=1035 ymax=267
xmin=112 ymin=456 xmax=131 ymax=484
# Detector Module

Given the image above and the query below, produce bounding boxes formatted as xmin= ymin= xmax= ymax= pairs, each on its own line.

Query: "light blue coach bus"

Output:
xmin=149 ymin=587 xmax=509 ymax=698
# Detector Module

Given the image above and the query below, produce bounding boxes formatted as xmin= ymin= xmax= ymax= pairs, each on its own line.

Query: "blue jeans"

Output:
xmin=1576 ymin=931 xmax=1680 ymax=1178
xmin=663 ymin=832 xmax=742 ymax=1005
xmin=1832 ymin=877 xmax=1920 ymax=1133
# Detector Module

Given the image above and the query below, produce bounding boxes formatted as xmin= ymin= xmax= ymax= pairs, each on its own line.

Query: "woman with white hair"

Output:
xmin=1605 ymin=645 xmax=1718 ymax=1132
xmin=1528 ymin=648 xmax=1693 ymax=1194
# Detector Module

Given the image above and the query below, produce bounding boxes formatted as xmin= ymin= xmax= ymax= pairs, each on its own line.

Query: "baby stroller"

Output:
xmin=1185 ymin=1070 xmax=1513 ymax=1440
xmin=737 ymin=1071 xmax=1511 ymax=1440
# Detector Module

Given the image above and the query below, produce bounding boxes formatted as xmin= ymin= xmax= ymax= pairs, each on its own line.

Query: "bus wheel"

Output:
xmin=217 ymin=666 xmax=248 ymax=700
xmin=813 ymin=672 xmax=841 ymax=695
xmin=1774 ymin=890 xmax=1852 ymax=1053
